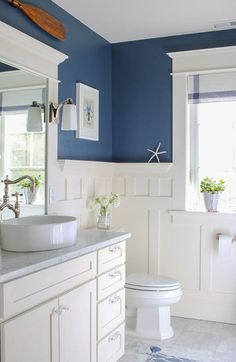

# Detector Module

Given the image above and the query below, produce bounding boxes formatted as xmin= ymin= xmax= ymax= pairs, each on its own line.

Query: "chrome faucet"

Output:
xmin=0 ymin=175 xmax=35 ymax=218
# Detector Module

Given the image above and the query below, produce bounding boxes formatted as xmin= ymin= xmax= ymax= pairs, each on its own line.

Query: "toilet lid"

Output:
xmin=125 ymin=273 xmax=181 ymax=291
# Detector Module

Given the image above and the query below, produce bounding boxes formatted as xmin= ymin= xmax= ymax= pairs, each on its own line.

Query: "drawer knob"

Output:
xmin=109 ymin=295 xmax=121 ymax=304
xmin=109 ymin=270 xmax=121 ymax=278
xmin=52 ymin=305 xmax=69 ymax=316
xmin=60 ymin=305 xmax=69 ymax=313
xmin=52 ymin=307 xmax=61 ymax=316
xmin=108 ymin=331 xmax=121 ymax=342
xmin=109 ymin=245 xmax=121 ymax=253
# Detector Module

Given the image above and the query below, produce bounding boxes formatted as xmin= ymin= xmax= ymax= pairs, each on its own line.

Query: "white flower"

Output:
xmin=87 ymin=199 xmax=97 ymax=210
xmin=113 ymin=197 xmax=120 ymax=208
xmin=100 ymin=196 xmax=110 ymax=207
xmin=87 ymin=193 xmax=121 ymax=211
xmin=109 ymin=193 xmax=120 ymax=207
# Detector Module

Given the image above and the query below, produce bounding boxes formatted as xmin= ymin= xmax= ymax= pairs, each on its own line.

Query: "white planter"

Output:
xmin=23 ymin=187 xmax=39 ymax=204
xmin=203 ymin=192 xmax=221 ymax=212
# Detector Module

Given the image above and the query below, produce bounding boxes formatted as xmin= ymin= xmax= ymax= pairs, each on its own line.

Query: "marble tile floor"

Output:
xmin=119 ymin=316 xmax=236 ymax=362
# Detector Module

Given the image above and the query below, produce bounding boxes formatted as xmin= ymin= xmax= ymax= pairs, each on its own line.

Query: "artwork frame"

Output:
xmin=76 ymin=83 xmax=99 ymax=141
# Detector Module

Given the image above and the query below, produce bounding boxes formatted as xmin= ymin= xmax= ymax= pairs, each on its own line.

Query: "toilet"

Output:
xmin=125 ymin=273 xmax=182 ymax=340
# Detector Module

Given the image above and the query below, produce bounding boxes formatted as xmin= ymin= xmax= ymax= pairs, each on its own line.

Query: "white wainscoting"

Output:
xmin=48 ymin=160 xmax=116 ymax=229
xmin=47 ymin=160 xmax=236 ymax=323
xmin=112 ymin=164 xmax=236 ymax=324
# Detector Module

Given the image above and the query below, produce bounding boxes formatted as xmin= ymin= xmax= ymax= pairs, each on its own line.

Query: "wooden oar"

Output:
xmin=8 ymin=0 xmax=66 ymax=41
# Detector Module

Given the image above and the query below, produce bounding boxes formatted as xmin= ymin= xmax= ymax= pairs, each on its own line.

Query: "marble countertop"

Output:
xmin=0 ymin=229 xmax=131 ymax=283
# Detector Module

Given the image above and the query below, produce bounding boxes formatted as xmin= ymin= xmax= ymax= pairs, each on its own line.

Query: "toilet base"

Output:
xmin=128 ymin=306 xmax=174 ymax=340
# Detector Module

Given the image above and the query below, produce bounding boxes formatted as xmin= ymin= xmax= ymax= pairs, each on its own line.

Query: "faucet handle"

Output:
xmin=1 ymin=175 xmax=9 ymax=183
xmin=11 ymin=193 xmax=23 ymax=204
xmin=12 ymin=192 xmax=21 ymax=218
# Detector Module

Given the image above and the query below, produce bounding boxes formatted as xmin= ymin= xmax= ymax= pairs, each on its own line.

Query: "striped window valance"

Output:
xmin=0 ymin=88 xmax=45 ymax=115
xmin=188 ymin=72 xmax=236 ymax=103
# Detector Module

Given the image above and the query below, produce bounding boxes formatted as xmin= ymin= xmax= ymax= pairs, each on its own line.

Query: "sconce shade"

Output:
xmin=61 ymin=99 xmax=77 ymax=131
xmin=27 ymin=101 xmax=43 ymax=132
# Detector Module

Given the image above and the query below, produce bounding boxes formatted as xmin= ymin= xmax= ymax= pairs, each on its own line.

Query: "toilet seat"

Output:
xmin=125 ymin=273 xmax=181 ymax=292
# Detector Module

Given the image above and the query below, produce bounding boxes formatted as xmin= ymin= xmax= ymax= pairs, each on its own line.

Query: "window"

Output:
xmin=0 ymin=85 xmax=46 ymax=205
xmin=188 ymin=72 xmax=236 ymax=211
xmin=0 ymin=112 xmax=45 ymax=205
xmin=3 ymin=113 xmax=45 ymax=176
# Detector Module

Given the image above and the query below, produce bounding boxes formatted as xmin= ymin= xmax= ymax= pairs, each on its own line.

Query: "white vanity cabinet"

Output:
xmin=0 ymin=238 xmax=127 ymax=362
xmin=59 ymin=280 xmax=96 ymax=362
xmin=1 ymin=298 xmax=59 ymax=362
xmin=0 ymin=251 xmax=97 ymax=362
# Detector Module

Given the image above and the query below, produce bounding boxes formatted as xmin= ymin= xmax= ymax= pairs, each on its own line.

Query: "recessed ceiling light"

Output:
xmin=214 ymin=20 xmax=236 ymax=30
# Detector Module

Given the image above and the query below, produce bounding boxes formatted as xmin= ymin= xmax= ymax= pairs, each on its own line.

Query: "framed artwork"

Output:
xmin=76 ymin=83 xmax=99 ymax=141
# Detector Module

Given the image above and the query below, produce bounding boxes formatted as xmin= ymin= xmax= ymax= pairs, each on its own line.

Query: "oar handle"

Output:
xmin=8 ymin=0 xmax=22 ymax=8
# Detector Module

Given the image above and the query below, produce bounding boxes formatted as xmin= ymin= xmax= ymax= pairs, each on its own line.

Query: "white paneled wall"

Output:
xmin=112 ymin=164 xmax=236 ymax=324
xmin=48 ymin=160 xmax=115 ymax=229
xmin=48 ymin=160 xmax=236 ymax=323
xmin=112 ymin=163 xmax=173 ymax=277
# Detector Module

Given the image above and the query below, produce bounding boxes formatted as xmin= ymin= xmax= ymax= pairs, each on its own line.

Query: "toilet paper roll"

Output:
xmin=218 ymin=234 xmax=232 ymax=256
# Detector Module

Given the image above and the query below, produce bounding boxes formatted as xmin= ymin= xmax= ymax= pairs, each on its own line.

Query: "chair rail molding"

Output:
xmin=114 ymin=163 xmax=173 ymax=175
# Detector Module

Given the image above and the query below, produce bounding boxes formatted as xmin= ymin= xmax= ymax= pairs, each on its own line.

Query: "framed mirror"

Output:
xmin=0 ymin=20 xmax=68 ymax=219
xmin=0 ymin=60 xmax=47 ymax=219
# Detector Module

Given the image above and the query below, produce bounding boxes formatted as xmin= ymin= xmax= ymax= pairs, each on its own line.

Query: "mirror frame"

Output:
xmin=0 ymin=21 xmax=68 ymax=214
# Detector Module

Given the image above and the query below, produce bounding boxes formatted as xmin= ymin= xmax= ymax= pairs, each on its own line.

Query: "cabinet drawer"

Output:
xmin=98 ymin=241 xmax=125 ymax=274
xmin=98 ymin=289 xmax=125 ymax=340
xmin=98 ymin=264 xmax=125 ymax=301
xmin=98 ymin=323 xmax=125 ymax=362
xmin=0 ymin=252 xmax=96 ymax=319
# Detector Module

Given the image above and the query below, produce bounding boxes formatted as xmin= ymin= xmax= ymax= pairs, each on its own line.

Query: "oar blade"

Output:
xmin=22 ymin=4 xmax=66 ymax=40
xmin=9 ymin=1 xmax=66 ymax=40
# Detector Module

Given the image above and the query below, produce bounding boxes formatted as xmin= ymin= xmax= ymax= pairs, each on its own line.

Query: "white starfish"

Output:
xmin=147 ymin=143 xmax=167 ymax=163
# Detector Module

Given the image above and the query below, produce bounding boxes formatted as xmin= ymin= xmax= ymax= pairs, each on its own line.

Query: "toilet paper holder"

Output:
xmin=216 ymin=233 xmax=236 ymax=243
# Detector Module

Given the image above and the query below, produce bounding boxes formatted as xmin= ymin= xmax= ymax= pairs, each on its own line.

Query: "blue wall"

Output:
xmin=0 ymin=0 xmax=112 ymax=161
xmin=1 ymin=1 xmax=236 ymax=163
xmin=0 ymin=63 xmax=17 ymax=72
xmin=112 ymin=30 xmax=236 ymax=162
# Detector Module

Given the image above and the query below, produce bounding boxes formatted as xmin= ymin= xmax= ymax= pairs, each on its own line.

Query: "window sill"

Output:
xmin=169 ymin=210 xmax=236 ymax=225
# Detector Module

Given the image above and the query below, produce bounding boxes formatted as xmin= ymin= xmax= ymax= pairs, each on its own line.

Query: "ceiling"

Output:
xmin=52 ymin=0 xmax=236 ymax=43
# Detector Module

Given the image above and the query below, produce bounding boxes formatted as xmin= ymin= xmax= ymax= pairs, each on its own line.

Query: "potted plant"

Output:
xmin=88 ymin=193 xmax=120 ymax=229
xmin=19 ymin=174 xmax=43 ymax=204
xmin=200 ymin=177 xmax=225 ymax=212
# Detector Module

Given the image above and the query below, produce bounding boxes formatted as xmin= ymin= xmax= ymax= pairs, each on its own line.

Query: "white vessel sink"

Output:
xmin=0 ymin=215 xmax=78 ymax=252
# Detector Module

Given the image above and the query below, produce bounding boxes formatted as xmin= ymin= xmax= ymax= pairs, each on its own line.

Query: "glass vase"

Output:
xmin=97 ymin=208 xmax=110 ymax=230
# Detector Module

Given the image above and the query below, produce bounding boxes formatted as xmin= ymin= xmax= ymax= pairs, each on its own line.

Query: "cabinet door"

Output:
xmin=59 ymin=279 xmax=96 ymax=362
xmin=1 ymin=299 xmax=59 ymax=362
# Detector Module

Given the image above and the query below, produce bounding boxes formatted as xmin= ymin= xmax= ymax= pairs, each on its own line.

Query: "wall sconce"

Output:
xmin=49 ymin=98 xmax=77 ymax=131
xmin=27 ymin=101 xmax=43 ymax=132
